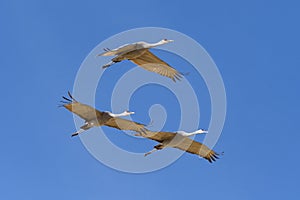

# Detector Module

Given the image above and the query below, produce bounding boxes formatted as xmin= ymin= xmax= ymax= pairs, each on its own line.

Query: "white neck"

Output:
xmin=107 ymin=110 xmax=135 ymax=117
xmin=147 ymin=40 xmax=168 ymax=48
xmin=176 ymin=129 xmax=208 ymax=137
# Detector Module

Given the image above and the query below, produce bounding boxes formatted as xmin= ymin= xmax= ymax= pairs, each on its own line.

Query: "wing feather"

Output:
xmin=174 ymin=137 xmax=219 ymax=163
xmin=63 ymin=102 xmax=103 ymax=121
xmin=130 ymin=50 xmax=182 ymax=82
xmin=142 ymin=131 xmax=176 ymax=143
xmin=104 ymin=117 xmax=146 ymax=133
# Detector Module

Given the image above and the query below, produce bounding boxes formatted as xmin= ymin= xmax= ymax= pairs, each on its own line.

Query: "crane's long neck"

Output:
xmin=107 ymin=110 xmax=134 ymax=117
xmin=147 ymin=41 xmax=166 ymax=48
xmin=191 ymin=129 xmax=208 ymax=136
xmin=178 ymin=129 xmax=208 ymax=137
xmin=185 ymin=130 xmax=202 ymax=136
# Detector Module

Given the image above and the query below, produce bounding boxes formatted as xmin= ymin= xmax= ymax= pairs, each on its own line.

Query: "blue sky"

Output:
xmin=1 ymin=0 xmax=300 ymax=199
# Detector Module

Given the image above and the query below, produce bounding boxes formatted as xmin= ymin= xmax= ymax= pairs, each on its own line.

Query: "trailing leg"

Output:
xmin=71 ymin=122 xmax=93 ymax=137
xmin=144 ymin=144 xmax=164 ymax=156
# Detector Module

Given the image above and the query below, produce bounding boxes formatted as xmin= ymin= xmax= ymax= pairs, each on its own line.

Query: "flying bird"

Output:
xmin=136 ymin=129 xmax=220 ymax=163
xmin=61 ymin=92 xmax=146 ymax=137
xmin=98 ymin=39 xmax=183 ymax=82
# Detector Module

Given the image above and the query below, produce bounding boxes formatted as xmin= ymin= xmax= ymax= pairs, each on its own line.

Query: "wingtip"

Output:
xmin=208 ymin=151 xmax=222 ymax=163
xmin=67 ymin=91 xmax=72 ymax=98
xmin=62 ymin=96 xmax=72 ymax=102
xmin=171 ymin=72 xmax=184 ymax=82
xmin=67 ymin=91 xmax=78 ymax=102
xmin=61 ymin=94 xmax=73 ymax=107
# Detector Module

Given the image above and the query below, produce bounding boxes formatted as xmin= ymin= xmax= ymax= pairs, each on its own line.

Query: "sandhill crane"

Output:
xmin=61 ymin=92 xmax=146 ymax=137
xmin=136 ymin=129 xmax=220 ymax=163
xmin=98 ymin=39 xmax=183 ymax=82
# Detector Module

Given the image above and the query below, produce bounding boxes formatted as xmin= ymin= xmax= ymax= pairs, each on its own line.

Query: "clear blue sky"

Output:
xmin=1 ymin=0 xmax=300 ymax=199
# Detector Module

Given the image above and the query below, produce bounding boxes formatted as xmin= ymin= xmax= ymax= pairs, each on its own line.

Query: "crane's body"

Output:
xmin=136 ymin=129 xmax=220 ymax=163
xmin=98 ymin=39 xmax=183 ymax=82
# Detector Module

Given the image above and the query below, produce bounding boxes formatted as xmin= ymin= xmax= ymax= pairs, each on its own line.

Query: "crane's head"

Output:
xmin=197 ymin=129 xmax=208 ymax=134
xmin=123 ymin=110 xmax=135 ymax=116
xmin=161 ymin=39 xmax=174 ymax=44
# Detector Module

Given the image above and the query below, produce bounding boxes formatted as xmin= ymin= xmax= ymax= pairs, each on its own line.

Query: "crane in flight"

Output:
xmin=136 ymin=129 xmax=220 ymax=163
xmin=98 ymin=39 xmax=183 ymax=82
xmin=60 ymin=92 xmax=146 ymax=137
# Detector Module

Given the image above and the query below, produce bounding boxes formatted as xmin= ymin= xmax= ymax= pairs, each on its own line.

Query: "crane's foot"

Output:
xmin=102 ymin=61 xmax=118 ymax=69
xmin=71 ymin=132 xmax=79 ymax=137
xmin=102 ymin=64 xmax=112 ymax=69
xmin=144 ymin=148 xmax=158 ymax=157
xmin=144 ymin=152 xmax=151 ymax=157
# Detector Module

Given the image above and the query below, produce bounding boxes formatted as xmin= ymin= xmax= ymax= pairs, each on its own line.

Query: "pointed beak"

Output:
xmin=125 ymin=110 xmax=135 ymax=115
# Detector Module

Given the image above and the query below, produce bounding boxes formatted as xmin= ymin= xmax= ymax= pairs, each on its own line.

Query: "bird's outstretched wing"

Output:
xmin=104 ymin=117 xmax=146 ymax=133
xmin=129 ymin=50 xmax=183 ymax=82
xmin=174 ymin=137 xmax=220 ymax=163
xmin=141 ymin=131 xmax=219 ymax=163
xmin=142 ymin=131 xmax=176 ymax=143
xmin=62 ymin=92 xmax=103 ymax=121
